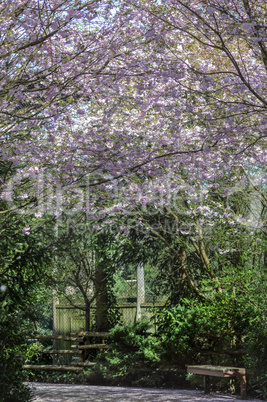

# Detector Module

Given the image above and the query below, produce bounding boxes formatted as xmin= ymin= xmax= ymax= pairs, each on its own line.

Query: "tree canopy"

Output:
xmin=0 ymin=1 xmax=266 ymax=399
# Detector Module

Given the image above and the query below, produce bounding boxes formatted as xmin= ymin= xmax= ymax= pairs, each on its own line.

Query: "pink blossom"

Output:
xmin=22 ymin=227 xmax=30 ymax=235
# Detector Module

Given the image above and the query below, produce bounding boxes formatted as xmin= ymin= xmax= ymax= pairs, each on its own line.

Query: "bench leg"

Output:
xmin=240 ymin=374 xmax=247 ymax=400
xmin=204 ymin=375 xmax=210 ymax=394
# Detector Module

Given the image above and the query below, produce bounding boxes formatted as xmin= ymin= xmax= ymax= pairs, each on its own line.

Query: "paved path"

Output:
xmin=27 ymin=383 xmax=260 ymax=402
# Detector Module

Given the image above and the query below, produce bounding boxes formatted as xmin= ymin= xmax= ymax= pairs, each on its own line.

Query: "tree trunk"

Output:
xmin=85 ymin=299 xmax=90 ymax=332
xmin=95 ymin=254 xmax=109 ymax=332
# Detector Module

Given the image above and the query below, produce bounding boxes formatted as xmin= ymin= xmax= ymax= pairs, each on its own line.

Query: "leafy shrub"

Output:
xmin=242 ymin=276 xmax=267 ymax=400
xmin=155 ymin=268 xmax=267 ymax=397
xmin=0 ymin=219 xmax=53 ymax=401
xmin=155 ymin=299 xmax=247 ymax=366
xmin=26 ymin=370 xmax=88 ymax=384
xmin=93 ymin=320 xmax=161 ymax=385
xmin=0 ymin=309 xmax=34 ymax=402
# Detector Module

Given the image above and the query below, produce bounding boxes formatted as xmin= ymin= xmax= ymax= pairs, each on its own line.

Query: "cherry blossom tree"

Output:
xmin=1 ymin=1 xmax=265 ymax=214
xmin=0 ymin=0 xmax=129 ymax=214
xmin=0 ymin=5 xmax=266 ymax=395
xmin=0 ymin=0 xmax=266 ymax=293
xmin=69 ymin=0 xmax=266 ymax=296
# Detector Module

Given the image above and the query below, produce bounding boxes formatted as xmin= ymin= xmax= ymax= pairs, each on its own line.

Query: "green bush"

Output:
xmin=0 ymin=310 xmax=34 ymax=402
xmin=155 ymin=269 xmax=267 ymax=397
xmin=155 ymin=298 xmax=260 ymax=364
xmin=242 ymin=279 xmax=267 ymax=400
xmin=93 ymin=320 xmax=161 ymax=385
xmin=0 ymin=218 xmax=53 ymax=401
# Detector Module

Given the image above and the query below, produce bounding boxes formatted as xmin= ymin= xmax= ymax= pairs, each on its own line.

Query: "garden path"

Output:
xmin=27 ymin=383 xmax=260 ymax=402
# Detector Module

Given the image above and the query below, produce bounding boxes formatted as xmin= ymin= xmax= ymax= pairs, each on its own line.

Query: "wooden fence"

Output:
xmin=53 ymin=299 xmax=165 ymax=337
xmin=24 ymin=331 xmax=111 ymax=372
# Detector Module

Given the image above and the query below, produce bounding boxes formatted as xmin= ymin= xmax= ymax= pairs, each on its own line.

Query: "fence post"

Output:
xmin=136 ymin=262 xmax=145 ymax=321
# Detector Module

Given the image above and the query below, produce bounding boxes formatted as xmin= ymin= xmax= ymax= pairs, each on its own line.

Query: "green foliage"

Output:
xmin=110 ymin=320 xmax=160 ymax=361
xmin=0 ymin=274 xmax=51 ymax=401
xmin=0 ymin=212 xmax=54 ymax=401
xmin=52 ymin=220 xmax=121 ymax=331
xmin=114 ymin=263 xmax=160 ymax=300
xmin=156 ymin=302 xmax=228 ymax=365
xmin=94 ymin=321 xmax=161 ymax=385
xmin=0 ymin=309 xmax=34 ymax=402
xmin=155 ymin=266 xmax=267 ymax=397
xmin=32 ymin=287 xmax=54 ymax=334
xmin=242 ymin=274 xmax=267 ymax=399
xmin=26 ymin=369 xmax=87 ymax=385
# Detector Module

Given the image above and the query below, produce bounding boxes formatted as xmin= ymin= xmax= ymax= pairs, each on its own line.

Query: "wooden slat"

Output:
xmin=70 ymin=331 xmax=111 ymax=337
xmin=23 ymin=364 xmax=83 ymax=372
xmin=187 ymin=365 xmax=246 ymax=377
xmin=186 ymin=365 xmax=247 ymax=400
xmin=41 ymin=349 xmax=82 ymax=354
xmin=27 ymin=335 xmax=83 ymax=342
xmin=188 ymin=367 xmax=225 ymax=377
xmin=199 ymin=349 xmax=248 ymax=356
xmin=76 ymin=344 xmax=111 ymax=350
xmin=70 ymin=361 xmax=96 ymax=367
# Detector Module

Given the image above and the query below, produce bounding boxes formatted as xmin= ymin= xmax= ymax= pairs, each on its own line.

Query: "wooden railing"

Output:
xmin=24 ymin=331 xmax=111 ymax=372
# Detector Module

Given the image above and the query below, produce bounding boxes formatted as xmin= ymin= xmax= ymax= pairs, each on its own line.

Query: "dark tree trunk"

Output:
xmin=85 ymin=299 xmax=90 ymax=332
xmin=95 ymin=255 xmax=109 ymax=332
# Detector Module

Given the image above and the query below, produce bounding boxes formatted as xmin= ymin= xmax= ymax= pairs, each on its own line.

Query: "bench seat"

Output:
xmin=187 ymin=365 xmax=246 ymax=399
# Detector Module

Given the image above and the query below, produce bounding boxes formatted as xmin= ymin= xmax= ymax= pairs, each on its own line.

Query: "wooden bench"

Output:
xmin=187 ymin=365 xmax=247 ymax=400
